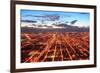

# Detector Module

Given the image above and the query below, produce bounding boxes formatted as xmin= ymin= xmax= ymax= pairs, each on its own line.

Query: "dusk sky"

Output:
xmin=21 ymin=9 xmax=90 ymax=27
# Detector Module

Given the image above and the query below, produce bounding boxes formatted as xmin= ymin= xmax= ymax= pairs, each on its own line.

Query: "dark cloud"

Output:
xmin=21 ymin=20 xmax=37 ymax=23
xmin=65 ymin=21 xmax=69 ymax=23
xmin=70 ymin=20 xmax=78 ymax=24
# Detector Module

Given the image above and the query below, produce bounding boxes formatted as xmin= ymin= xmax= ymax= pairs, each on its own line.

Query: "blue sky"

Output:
xmin=21 ymin=9 xmax=90 ymax=27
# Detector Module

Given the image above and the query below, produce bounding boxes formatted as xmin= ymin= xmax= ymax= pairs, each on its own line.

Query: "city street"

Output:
xmin=21 ymin=32 xmax=89 ymax=63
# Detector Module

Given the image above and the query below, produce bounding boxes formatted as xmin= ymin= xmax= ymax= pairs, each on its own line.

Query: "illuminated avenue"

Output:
xmin=21 ymin=32 xmax=89 ymax=63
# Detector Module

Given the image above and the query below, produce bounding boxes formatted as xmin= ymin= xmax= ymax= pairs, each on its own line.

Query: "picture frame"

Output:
xmin=11 ymin=1 xmax=97 ymax=73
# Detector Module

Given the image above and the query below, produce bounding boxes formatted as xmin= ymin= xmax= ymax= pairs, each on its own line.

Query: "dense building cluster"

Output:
xmin=21 ymin=32 xmax=89 ymax=63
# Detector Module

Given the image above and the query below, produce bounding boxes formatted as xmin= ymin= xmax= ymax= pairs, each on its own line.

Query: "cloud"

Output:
xmin=21 ymin=20 xmax=37 ymax=23
xmin=70 ymin=20 xmax=78 ymax=24
xmin=23 ymin=14 xmax=60 ymax=21
xmin=79 ymin=13 xmax=89 ymax=15
xmin=72 ymin=22 xmax=89 ymax=27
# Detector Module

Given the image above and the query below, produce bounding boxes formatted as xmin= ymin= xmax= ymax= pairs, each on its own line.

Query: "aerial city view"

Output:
xmin=21 ymin=10 xmax=90 ymax=63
